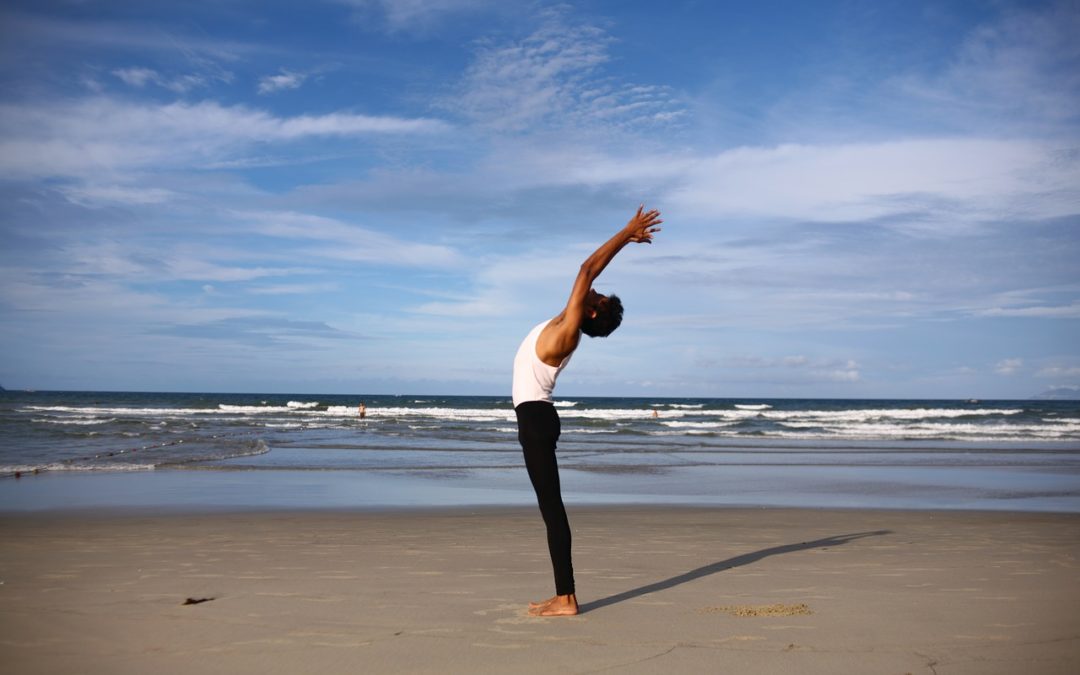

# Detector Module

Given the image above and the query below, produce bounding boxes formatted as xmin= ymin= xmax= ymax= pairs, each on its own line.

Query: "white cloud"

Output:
xmin=449 ymin=10 xmax=683 ymax=133
xmin=1036 ymin=365 xmax=1080 ymax=378
xmin=0 ymin=98 xmax=451 ymax=178
xmin=163 ymin=260 xmax=309 ymax=283
xmin=0 ymin=274 xmax=157 ymax=315
xmin=724 ymin=355 xmax=861 ymax=383
xmin=978 ymin=303 xmax=1080 ymax=319
xmin=113 ymin=67 xmax=159 ymax=87
xmin=0 ymin=269 xmax=269 ymax=324
xmin=112 ymin=67 xmax=211 ymax=93
xmin=59 ymin=184 xmax=178 ymax=205
xmin=338 ymin=0 xmax=496 ymax=31
xmin=236 ymin=210 xmax=462 ymax=269
xmin=668 ymin=138 xmax=1080 ymax=225
xmin=162 ymin=74 xmax=209 ymax=94
xmin=246 ymin=282 xmax=341 ymax=296
xmin=55 ymin=241 xmax=312 ymax=284
xmin=995 ymin=358 xmax=1023 ymax=375
xmin=274 ymin=111 xmax=446 ymax=137
xmin=4 ymin=11 xmax=252 ymax=62
xmin=258 ymin=70 xmax=307 ymax=94
xmin=829 ymin=361 xmax=862 ymax=382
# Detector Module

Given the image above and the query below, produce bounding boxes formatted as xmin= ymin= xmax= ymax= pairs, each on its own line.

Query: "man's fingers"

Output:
xmin=630 ymin=205 xmax=662 ymax=231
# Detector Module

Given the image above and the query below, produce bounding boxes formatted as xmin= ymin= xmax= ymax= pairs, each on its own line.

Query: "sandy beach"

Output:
xmin=1 ymin=506 xmax=1078 ymax=674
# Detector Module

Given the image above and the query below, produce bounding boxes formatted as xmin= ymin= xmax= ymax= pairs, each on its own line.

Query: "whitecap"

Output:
xmin=661 ymin=420 xmax=736 ymax=429
xmin=558 ymin=408 xmax=687 ymax=420
xmin=32 ymin=417 xmax=116 ymax=425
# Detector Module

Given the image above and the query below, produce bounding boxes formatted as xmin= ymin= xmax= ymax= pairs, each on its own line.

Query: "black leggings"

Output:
xmin=515 ymin=400 xmax=574 ymax=596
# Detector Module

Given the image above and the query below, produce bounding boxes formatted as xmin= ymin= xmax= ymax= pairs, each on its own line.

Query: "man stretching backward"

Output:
xmin=512 ymin=205 xmax=663 ymax=617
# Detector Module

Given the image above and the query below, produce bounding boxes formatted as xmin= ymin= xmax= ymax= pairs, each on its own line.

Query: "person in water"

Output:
xmin=512 ymin=205 xmax=663 ymax=616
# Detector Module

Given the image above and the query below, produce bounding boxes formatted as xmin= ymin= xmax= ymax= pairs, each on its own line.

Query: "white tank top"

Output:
xmin=512 ymin=320 xmax=573 ymax=407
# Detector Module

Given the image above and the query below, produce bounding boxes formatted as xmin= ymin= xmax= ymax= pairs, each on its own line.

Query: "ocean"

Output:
xmin=2 ymin=391 xmax=1079 ymax=512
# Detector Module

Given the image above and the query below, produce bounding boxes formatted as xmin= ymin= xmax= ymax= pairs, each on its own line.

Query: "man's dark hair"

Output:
xmin=581 ymin=294 xmax=623 ymax=338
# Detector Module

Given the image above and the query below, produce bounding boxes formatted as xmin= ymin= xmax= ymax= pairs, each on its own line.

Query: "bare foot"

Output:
xmin=528 ymin=593 xmax=578 ymax=616
xmin=529 ymin=594 xmax=563 ymax=609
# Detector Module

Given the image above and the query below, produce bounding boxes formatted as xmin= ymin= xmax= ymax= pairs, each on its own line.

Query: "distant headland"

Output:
xmin=1032 ymin=386 xmax=1080 ymax=401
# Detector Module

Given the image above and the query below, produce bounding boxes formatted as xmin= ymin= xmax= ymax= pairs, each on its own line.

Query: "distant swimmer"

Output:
xmin=651 ymin=409 xmax=659 ymax=418
xmin=512 ymin=205 xmax=662 ymax=617
xmin=358 ymin=402 xmax=366 ymax=419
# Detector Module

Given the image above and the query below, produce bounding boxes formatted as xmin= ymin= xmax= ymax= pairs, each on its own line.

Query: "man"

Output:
xmin=512 ymin=205 xmax=663 ymax=617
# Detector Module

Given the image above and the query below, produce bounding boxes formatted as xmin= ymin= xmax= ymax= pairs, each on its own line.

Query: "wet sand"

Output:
xmin=1 ymin=507 xmax=1078 ymax=674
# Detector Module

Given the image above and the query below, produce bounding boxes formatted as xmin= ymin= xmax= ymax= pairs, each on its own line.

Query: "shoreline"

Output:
xmin=5 ymin=498 xmax=1080 ymax=519
xmin=2 ymin=506 xmax=1077 ymax=674
xmin=3 ymin=463 xmax=1079 ymax=514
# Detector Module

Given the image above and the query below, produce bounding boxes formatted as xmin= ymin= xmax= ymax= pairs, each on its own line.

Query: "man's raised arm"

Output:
xmin=537 ymin=206 xmax=662 ymax=364
xmin=578 ymin=206 xmax=662 ymax=284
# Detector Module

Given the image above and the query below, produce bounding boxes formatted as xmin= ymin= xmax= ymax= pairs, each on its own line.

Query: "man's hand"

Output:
xmin=624 ymin=205 xmax=663 ymax=244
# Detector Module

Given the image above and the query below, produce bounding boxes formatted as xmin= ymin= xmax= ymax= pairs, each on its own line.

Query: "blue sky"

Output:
xmin=1 ymin=0 xmax=1078 ymax=399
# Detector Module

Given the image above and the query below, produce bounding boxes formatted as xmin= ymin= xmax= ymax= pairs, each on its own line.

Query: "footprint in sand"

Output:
xmin=700 ymin=603 xmax=812 ymax=617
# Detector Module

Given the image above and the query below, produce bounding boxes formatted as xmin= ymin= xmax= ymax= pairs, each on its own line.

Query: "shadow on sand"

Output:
xmin=580 ymin=529 xmax=892 ymax=614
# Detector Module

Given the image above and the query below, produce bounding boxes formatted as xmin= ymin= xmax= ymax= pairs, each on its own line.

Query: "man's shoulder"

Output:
xmin=536 ymin=313 xmax=581 ymax=365
xmin=539 ymin=313 xmax=573 ymax=340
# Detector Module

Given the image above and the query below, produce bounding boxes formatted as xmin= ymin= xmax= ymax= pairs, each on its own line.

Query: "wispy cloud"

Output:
xmin=995 ymin=359 xmax=1023 ymax=376
xmin=1036 ymin=365 xmax=1080 ymax=378
xmin=978 ymin=303 xmax=1080 ymax=319
xmin=448 ymin=9 xmax=683 ymax=134
xmin=897 ymin=1 xmax=1080 ymax=133
xmin=723 ymin=355 xmax=862 ymax=383
xmin=112 ymin=66 xmax=210 ymax=93
xmin=246 ymin=282 xmax=341 ymax=296
xmin=257 ymin=69 xmax=307 ymax=94
xmin=152 ymin=317 xmax=352 ymax=347
xmin=337 ymin=0 xmax=498 ymax=32
xmin=236 ymin=210 xmax=463 ymax=269
xmin=410 ymin=254 xmax=555 ymax=317
xmin=112 ymin=67 xmax=159 ymax=87
xmin=58 ymin=184 xmax=178 ymax=206
xmin=51 ymin=240 xmax=313 ymax=285
xmin=0 ymin=98 xmax=451 ymax=178
xmin=2 ymin=9 xmax=255 ymax=62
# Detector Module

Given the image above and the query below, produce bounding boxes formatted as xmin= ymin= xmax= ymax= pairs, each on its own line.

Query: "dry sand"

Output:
xmin=1 ymin=506 xmax=1078 ymax=674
